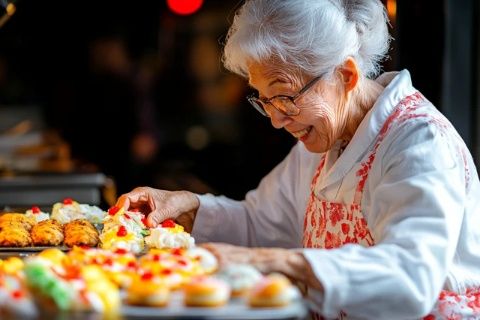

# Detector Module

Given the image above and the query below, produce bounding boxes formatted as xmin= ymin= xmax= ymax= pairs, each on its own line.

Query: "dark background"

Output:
xmin=0 ymin=0 xmax=477 ymax=200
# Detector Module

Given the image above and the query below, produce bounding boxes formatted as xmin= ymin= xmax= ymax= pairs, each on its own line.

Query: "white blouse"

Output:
xmin=191 ymin=70 xmax=480 ymax=319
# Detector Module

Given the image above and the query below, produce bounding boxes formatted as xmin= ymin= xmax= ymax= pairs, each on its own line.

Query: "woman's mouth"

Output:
xmin=291 ymin=126 xmax=312 ymax=141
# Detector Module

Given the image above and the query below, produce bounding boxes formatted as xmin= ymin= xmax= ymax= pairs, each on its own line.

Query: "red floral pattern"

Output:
xmin=303 ymin=92 xmax=477 ymax=318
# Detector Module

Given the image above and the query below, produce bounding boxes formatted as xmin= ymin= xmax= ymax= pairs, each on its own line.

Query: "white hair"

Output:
xmin=223 ymin=0 xmax=391 ymax=79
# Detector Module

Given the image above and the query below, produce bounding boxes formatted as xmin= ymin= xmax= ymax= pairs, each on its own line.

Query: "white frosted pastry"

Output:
xmin=216 ymin=264 xmax=262 ymax=297
xmin=25 ymin=206 xmax=50 ymax=223
xmin=102 ymin=207 xmax=146 ymax=236
xmin=79 ymin=204 xmax=106 ymax=224
xmin=99 ymin=226 xmax=144 ymax=254
xmin=145 ymin=220 xmax=195 ymax=249
xmin=186 ymin=247 xmax=218 ymax=274
xmin=51 ymin=198 xmax=84 ymax=224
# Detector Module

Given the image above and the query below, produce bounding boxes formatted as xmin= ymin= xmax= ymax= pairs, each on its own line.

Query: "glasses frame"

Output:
xmin=246 ymin=75 xmax=322 ymax=117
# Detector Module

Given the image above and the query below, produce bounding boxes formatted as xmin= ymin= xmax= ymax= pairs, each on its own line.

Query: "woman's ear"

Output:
xmin=337 ymin=57 xmax=359 ymax=93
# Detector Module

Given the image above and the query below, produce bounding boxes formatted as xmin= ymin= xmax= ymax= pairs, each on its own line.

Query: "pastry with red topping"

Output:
xmin=51 ymin=198 xmax=106 ymax=225
xmin=66 ymin=246 xmax=137 ymax=289
xmin=100 ymin=206 xmax=146 ymax=254
xmin=0 ymin=269 xmax=37 ymax=318
xmin=25 ymin=206 xmax=50 ymax=223
xmin=24 ymin=255 xmax=120 ymax=314
xmin=145 ymin=219 xmax=195 ymax=249
xmin=126 ymin=272 xmax=170 ymax=307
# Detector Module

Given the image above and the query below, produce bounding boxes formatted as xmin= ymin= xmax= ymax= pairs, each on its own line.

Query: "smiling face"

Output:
xmin=248 ymin=62 xmax=347 ymax=153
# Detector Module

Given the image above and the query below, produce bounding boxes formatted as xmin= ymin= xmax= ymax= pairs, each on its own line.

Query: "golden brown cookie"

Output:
xmin=0 ymin=213 xmax=36 ymax=231
xmin=64 ymin=219 xmax=99 ymax=247
xmin=0 ymin=226 xmax=32 ymax=247
xmin=31 ymin=219 xmax=64 ymax=246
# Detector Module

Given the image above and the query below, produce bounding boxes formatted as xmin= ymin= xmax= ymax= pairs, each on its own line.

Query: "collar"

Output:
xmin=317 ymin=69 xmax=417 ymax=189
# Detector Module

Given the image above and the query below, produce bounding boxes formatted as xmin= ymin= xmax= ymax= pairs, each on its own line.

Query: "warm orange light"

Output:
xmin=6 ymin=3 xmax=16 ymax=16
xmin=386 ymin=0 xmax=396 ymax=22
xmin=167 ymin=0 xmax=203 ymax=16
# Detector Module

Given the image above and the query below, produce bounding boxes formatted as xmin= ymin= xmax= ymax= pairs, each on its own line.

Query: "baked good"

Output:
xmin=100 ymin=206 xmax=146 ymax=254
xmin=51 ymin=198 xmax=85 ymax=224
xmin=145 ymin=220 xmax=195 ymax=249
xmin=37 ymin=248 xmax=66 ymax=266
xmin=0 ymin=226 xmax=32 ymax=247
xmin=0 ymin=213 xmax=36 ymax=231
xmin=24 ymin=255 xmax=120 ymax=313
xmin=78 ymin=204 xmax=105 ymax=224
xmin=0 ymin=272 xmax=37 ymax=318
xmin=51 ymin=198 xmax=106 ymax=225
xmin=186 ymin=247 xmax=218 ymax=274
xmin=64 ymin=219 xmax=99 ymax=247
xmin=126 ymin=272 xmax=170 ymax=307
xmin=80 ymin=265 xmax=121 ymax=314
xmin=31 ymin=219 xmax=64 ymax=246
xmin=24 ymin=257 xmax=78 ymax=311
xmin=216 ymin=264 xmax=262 ymax=298
xmin=183 ymin=276 xmax=230 ymax=307
xmin=0 ymin=257 xmax=24 ymax=275
xmin=99 ymin=225 xmax=144 ymax=254
xmin=25 ymin=206 xmax=50 ymax=223
xmin=66 ymin=246 xmax=137 ymax=289
xmin=248 ymin=273 xmax=299 ymax=308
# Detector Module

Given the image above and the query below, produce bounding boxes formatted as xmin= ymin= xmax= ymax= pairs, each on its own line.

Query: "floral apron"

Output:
xmin=302 ymin=92 xmax=480 ymax=320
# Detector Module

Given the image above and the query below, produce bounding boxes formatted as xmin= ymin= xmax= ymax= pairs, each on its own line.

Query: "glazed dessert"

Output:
xmin=126 ymin=272 xmax=170 ymax=307
xmin=51 ymin=198 xmax=106 ymax=225
xmin=64 ymin=219 xmax=99 ymax=247
xmin=25 ymin=206 xmax=50 ymax=223
xmin=183 ymin=276 xmax=230 ymax=307
xmin=185 ymin=247 xmax=219 ymax=275
xmin=248 ymin=273 xmax=299 ymax=308
xmin=31 ymin=219 xmax=64 ymax=246
xmin=145 ymin=219 xmax=195 ymax=249
xmin=216 ymin=264 xmax=262 ymax=298
xmin=24 ymin=255 xmax=120 ymax=313
xmin=66 ymin=246 xmax=137 ymax=289
xmin=100 ymin=206 xmax=146 ymax=254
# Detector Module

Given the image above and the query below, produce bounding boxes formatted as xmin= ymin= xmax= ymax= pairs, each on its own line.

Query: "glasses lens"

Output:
xmin=247 ymin=97 xmax=268 ymax=117
xmin=271 ymin=97 xmax=299 ymax=116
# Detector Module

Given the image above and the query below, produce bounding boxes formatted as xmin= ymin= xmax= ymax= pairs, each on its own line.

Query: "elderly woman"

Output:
xmin=118 ymin=0 xmax=480 ymax=318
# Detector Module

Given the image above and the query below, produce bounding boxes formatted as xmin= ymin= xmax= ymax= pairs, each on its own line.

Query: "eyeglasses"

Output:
xmin=246 ymin=75 xmax=322 ymax=117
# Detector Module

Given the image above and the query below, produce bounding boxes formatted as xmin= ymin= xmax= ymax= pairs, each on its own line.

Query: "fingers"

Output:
xmin=146 ymin=211 xmax=161 ymax=228
xmin=115 ymin=194 xmax=129 ymax=209
xmin=115 ymin=187 xmax=150 ymax=210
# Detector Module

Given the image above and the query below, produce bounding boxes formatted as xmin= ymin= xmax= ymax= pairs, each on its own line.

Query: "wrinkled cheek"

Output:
xmin=310 ymin=102 xmax=336 ymax=147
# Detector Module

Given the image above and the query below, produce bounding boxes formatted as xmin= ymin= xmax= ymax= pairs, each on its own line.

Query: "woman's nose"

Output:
xmin=269 ymin=108 xmax=292 ymax=129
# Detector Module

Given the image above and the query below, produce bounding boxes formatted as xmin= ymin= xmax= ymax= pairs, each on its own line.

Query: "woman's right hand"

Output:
xmin=115 ymin=187 xmax=200 ymax=231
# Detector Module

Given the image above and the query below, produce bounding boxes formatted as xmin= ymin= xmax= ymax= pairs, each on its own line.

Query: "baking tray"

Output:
xmin=0 ymin=246 xmax=69 ymax=252
xmin=120 ymin=292 xmax=308 ymax=320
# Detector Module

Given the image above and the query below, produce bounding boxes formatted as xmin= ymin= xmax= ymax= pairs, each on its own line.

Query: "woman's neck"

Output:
xmin=341 ymin=78 xmax=384 ymax=142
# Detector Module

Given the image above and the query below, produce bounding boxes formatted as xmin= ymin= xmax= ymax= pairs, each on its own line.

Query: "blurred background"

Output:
xmin=0 ymin=0 xmax=477 ymax=209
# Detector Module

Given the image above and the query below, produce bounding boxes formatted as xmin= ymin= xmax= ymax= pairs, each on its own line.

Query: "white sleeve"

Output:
xmin=302 ymin=121 xmax=467 ymax=319
xmin=191 ymin=143 xmax=316 ymax=248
